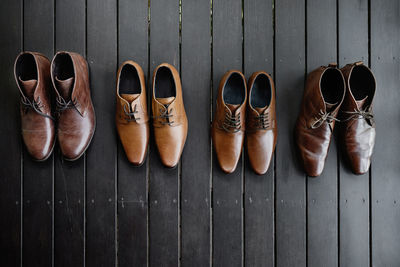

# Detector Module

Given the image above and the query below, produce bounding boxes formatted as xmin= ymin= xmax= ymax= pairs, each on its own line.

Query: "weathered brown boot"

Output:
xmin=339 ymin=61 xmax=376 ymax=175
xmin=212 ymin=70 xmax=247 ymax=174
xmin=14 ymin=52 xmax=55 ymax=161
xmin=246 ymin=71 xmax=277 ymax=175
xmin=116 ymin=61 xmax=149 ymax=166
xmin=295 ymin=64 xmax=345 ymax=177
xmin=51 ymin=51 xmax=95 ymax=161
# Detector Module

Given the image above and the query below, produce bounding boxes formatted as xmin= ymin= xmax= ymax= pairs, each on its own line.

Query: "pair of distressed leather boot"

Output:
xmin=295 ymin=62 xmax=376 ymax=177
xmin=14 ymin=51 xmax=95 ymax=161
xmin=212 ymin=70 xmax=277 ymax=175
xmin=115 ymin=61 xmax=188 ymax=168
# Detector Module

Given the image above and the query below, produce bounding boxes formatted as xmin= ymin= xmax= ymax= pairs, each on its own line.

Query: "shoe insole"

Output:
xmin=119 ymin=64 xmax=141 ymax=95
xmin=155 ymin=67 xmax=176 ymax=98
xmin=223 ymin=73 xmax=245 ymax=105
xmin=250 ymin=74 xmax=271 ymax=108
xmin=321 ymin=68 xmax=344 ymax=105
xmin=350 ymin=65 xmax=374 ymax=101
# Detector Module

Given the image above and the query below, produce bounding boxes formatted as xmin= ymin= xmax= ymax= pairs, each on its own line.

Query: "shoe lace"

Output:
xmin=254 ymin=112 xmax=270 ymax=130
xmin=123 ymin=104 xmax=140 ymax=122
xmin=311 ymin=109 xmax=339 ymax=129
xmin=342 ymin=108 xmax=374 ymax=123
xmin=154 ymin=105 xmax=174 ymax=126
xmin=219 ymin=112 xmax=241 ymax=133
xmin=56 ymin=96 xmax=82 ymax=116
xmin=21 ymin=96 xmax=54 ymax=121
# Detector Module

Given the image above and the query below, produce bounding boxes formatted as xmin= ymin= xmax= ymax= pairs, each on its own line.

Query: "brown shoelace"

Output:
xmin=311 ymin=109 xmax=339 ymax=129
xmin=220 ymin=112 xmax=241 ymax=133
xmin=255 ymin=112 xmax=270 ymax=130
xmin=56 ymin=96 xmax=82 ymax=117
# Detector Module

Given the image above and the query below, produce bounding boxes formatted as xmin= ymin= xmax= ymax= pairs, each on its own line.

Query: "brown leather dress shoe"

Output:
xmin=14 ymin=52 xmax=56 ymax=161
xmin=151 ymin=63 xmax=188 ymax=168
xmin=295 ymin=64 xmax=345 ymax=177
xmin=212 ymin=70 xmax=247 ymax=174
xmin=116 ymin=61 xmax=149 ymax=166
xmin=246 ymin=71 xmax=277 ymax=175
xmin=339 ymin=61 xmax=376 ymax=175
xmin=51 ymin=51 xmax=95 ymax=161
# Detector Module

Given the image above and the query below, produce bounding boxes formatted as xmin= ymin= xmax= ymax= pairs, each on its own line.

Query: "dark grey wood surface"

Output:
xmin=0 ymin=0 xmax=399 ymax=266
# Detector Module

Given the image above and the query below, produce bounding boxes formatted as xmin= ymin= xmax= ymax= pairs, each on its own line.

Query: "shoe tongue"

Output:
xmin=121 ymin=93 xmax=140 ymax=103
xmin=226 ymin=103 xmax=240 ymax=113
xmin=355 ymin=96 xmax=368 ymax=109
xmin=325 ymin=102 xmax=338 ymax=112
xmin=19 ymin=76 xmax=37 ymax=98
xmin=157 ymin=97 xmax=175 ymax=105
xmin=55 ymin=76 xmax=74 ymax=100
xmin=254 ymin=106 xmax=268 ymax=114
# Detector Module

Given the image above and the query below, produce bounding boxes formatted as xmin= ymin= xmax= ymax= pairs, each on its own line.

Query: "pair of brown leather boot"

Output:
xmin=212 ymin=70 xmax=277 ymax=175
xmin=14 ymin=51 xmax=95 ymax=161
xmin=295 ymin=62 xmax=376 ymax=177
xmin=115 ymin=61 xmax=188 ymax=168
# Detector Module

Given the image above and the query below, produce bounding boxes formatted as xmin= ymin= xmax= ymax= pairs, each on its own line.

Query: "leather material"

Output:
xmin=212 ymin=70 xmax=247 ymax=174
xmin=295 ymin=65 xmax=345 ymax=177
xmin=116 ymin=61 xmax=149 ymax=166
xmin=339 ymin=62 xmax=376 ymax=175
xmin=14 ymin=52 xmax=55 ymax=161
xmin=51 ymin=51 xmax=95 ymax=161
xmin=152 ymin=63 xmax=188 ymax=168
xmin=246 ymin=71 xmax=277 ymax=175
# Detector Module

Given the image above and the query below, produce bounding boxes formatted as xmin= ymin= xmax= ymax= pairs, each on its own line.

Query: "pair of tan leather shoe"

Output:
xmin=14 ymin=51 xmax=95 ymax=161
xmin=212 ymin=70 xmax=277 ymax=175
xmin=116 ymin=61 xmax=188 ymax=168
xmin=295 ymin=62 xmax=376 ymax=177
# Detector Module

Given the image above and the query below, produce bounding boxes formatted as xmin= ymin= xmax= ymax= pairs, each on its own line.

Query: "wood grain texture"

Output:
xmin=338 ymin=0 xmax=370 ymax=266
xmin=0 ymin=0 xmax=22 ymax=266
xmin=86 ymin=0 xmax=117 ymax=266
xmin=212 ymin=0 xmax=243 ymax=266
xmin=117 ymin=1 xmax=149 ymax=266
xmin=181 ymin=0 xmax=212 ymax=266
xmin=23 ymin=0 xmax=54 ymax=266
xmin=243 ymin=0 xmax=274 ymax=265
xmin=54 ymin=0 xmax=86 ymax=266
xmin=371 ymin=0 xmax=400 ymax=266
xmin=148 ymin=0 xmax=180 ymax=265
xmin=306 ymin=0 xmax=338 ymax=266
xmin=275 ymin=0 xmax=307 ymax=266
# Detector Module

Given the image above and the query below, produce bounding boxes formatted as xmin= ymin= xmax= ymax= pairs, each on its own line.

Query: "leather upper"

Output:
xmin=152 ymin=63 xmax=188 ymax=168
xmin=295 ymin=65 xmax=345 ymax=177
xmin=212 ymin=70 xmax=247 ymax=174
xmin=51 ymin=51 xmax=95 ymax=161
xmin=14 ymin=52 xmax=55 ymax=161
xmin=339 ymin=62 xmax=376 ymax=174
xmin=116 ymin=61 xmax=149 ymax=165
xmin=246 ymin=71 xmax=277 ymax=175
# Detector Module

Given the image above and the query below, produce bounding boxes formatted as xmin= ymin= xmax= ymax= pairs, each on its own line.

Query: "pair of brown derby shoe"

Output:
xmin=295 ymin=62 xmax=376 ymax=177
xmin=14 ymin=51 xmax=95 ymax=161
xmin=116 ymin=61 xmax=188 ymax=168
xmin=212 ymin=70 xmax=277 ymax=175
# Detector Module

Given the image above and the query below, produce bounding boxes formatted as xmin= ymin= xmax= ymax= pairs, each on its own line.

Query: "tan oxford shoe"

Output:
xmin=151 ymin=63 xmax=188 ymax=168
xmin=116 ymin=61 xmax=149 ymax=166
xmin=212 ymin=70 xmax=247 ymax=174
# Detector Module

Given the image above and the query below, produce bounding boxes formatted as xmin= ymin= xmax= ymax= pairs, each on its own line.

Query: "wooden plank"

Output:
xmin=338 ymin=0 xmax=370 ymax=266
xmin=148 ymin=0 xmax=180 ymax=265
xmin=212 ymin=0 xmax=243 ymax=265
xmin=117 ymin=0 xmax=148 ymax=266
xmin=0 ymin=0 xmax=22 ymax=266
xmin=181 ymin=0 xmax=211 ymax=266
xmin=275 ymin=0 xmax=307 ymax=266
xmin=371 ymin=0 xmax=400 ymax=266
xmin=306 ymin=0 xmax=338 ymax=266
xmin=53 ymin=0 xmax=86 ymax=266
xmin=86 ymin=0 xmax=117 ymax=266
xmin=23 ymin=0 xmax=54 ymax=266
xmin=243 ymin=0 xmax=274 ymax=265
